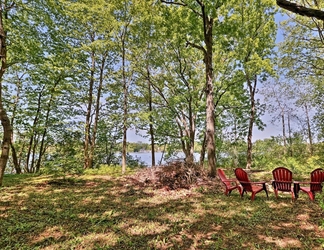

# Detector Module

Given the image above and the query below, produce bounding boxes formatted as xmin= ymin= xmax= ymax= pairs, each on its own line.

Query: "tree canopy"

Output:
xmin=0 ymin=0 xmax=323 ymax=184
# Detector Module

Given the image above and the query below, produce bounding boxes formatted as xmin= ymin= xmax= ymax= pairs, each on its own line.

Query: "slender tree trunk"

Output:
xmin=199 ymin=132 xmax=206 ymax=167
xmin=30 ymin=134 xmax=39 ymax=173
xmin=185 ymin=98 xmax=196 ymax=164
xmin=232 ymin=118 xmax=239 ymax=167
xmin=89 ymin=54 xmax=106 ymax=169
xmin=147 ymin=66 xmax=155 ymax=166
xmin=189 ymin=99 xmax=196 ymax=164
xmin=10 ymin=74 xmax=23 ymax=174
xmin=35 ymin=79 xmax=60 ymax=172
xmin=178 ymin=111 xmax=195 ymax=164
xmin=281 ymin=111 xmax=287 ymax=155
xmin=121 ymin=29 xmax=128 ymax=175
xmin=26 ymin=87 xmax=44 ymax=172
xmin=287 ymin=113 xmax=293 ymax=157
xmin=305 ymin=104 xmax=313 ymax=155
xmin=84 ymin=48 xmax=95 ymax=169
xmin=176 ymin=117 xmax=190 ymax=161
xmin=246 ymin=76 xmax=257 ymax=170
xmin=17 ymin=139 xmax=26 ymax=172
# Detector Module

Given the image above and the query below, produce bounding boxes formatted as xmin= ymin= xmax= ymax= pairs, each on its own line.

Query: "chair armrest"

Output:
xmin=273 ymin=180 xmax=293 ymax=184
xmin=294 ymin=181 xmax=322 ymax=185
xmin=251 ymin=181 xmax=267 ymax=185
xmin=239 ymin=181 xmax=266 ymax=184
xmin=224 ymin=178 xmax=238 ymax=182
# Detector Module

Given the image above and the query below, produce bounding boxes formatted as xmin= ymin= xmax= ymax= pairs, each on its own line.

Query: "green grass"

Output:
xmin=0 ymin=170 xmax=323 ymax=249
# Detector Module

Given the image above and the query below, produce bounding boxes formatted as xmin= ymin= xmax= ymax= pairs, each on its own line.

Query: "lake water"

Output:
xmin=129 ymin=152 xmax=200 ymax=166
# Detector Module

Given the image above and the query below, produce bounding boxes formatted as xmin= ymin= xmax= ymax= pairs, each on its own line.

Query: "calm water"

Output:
xmin=129 ymin=152 xmax=200 ymax=166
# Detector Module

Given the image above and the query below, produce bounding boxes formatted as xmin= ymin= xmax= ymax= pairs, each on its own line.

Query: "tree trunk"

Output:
xmin=0 ymin=0 xmax=13 ymax=186
xmin=121 ymin=27 xmax=129 ymax=175
xmin=0 ymin=100 xmax=11 ymax=185
xmin=10 ymin=73 xmax=23 ymax=174
xmin=35 ymin=78 xmax=60 ymax=172
xmin=84 ymin=48 xmax=95 ymax=169
xmin=305 ymin=104 xmax=313 ymax=155
xmin=147 ymin=66 xmax=155 ymax=166
xmin=199 ymin=132 xmax=206 ymax=167
xmin=246 ymin=76 xmax=257 ymax=170
xmin=281 ymin=111 xmax=287 ymax=155
xmin=287 ymin=113 xmax=293 ymax=157
xmin=30 ymin=134 xmax=39 ymax=173
xmin=204 ymin=15 xmax=216 ymax=177
xmin=188 ymin=100 xmax=196 ymax=164
xmin=26 ymin=87 xmax=44 ymax=172
xmin=89 ymin=54 xmax=106 ymax=169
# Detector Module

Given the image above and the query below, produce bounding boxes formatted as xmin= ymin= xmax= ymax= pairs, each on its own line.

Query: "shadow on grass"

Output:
xmin=0 ymin=173 xmax=323 ymax=250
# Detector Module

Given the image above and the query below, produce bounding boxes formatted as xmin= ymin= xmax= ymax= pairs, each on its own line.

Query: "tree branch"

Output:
xmin=161 ymin=0 xmax=187 ymax=7
xmin=161 ymin=0 xmax=203 ymax=17
xmin=277 ymin=0 xmax=324 ymax=20
xmin=185 ymin=40 xmax=206 ymax=55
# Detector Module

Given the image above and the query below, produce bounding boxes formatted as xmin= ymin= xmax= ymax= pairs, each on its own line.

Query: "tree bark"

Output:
xmin=147 ymin=66 xmax=156 ymax=166
xmin=305 ymin=104 xmax=313 ymax=155
xmin=84 ymin=47 xmax=95 ymax=169
xmin=121 ymin=25 xmax=129 ymax=175
xmin=276 ymin=0 xmax=324 ymax=20
xmin=287 ymin=113 xmax=293 ymax=157
xmin=0 ymin=6 xmax=12 ymax=185
xmin=26 ymin=86 xmax=44 ymax=172
xmin=35 ymin=78 xmax=60 ymax=172
xmin=246 ymin=76 xmax=257 ymax=170
xmin=203 ymin=9 xmax=216 ymax=177
xmin=281 ymin=111 xmax=287 ymax=155
xmin=10 ymin=73 xmax=23 ymax=174
xmin=89 ymin=53 xmax=106 ymax=169
xmin=199 ymin=132 xmax=206 ymax=167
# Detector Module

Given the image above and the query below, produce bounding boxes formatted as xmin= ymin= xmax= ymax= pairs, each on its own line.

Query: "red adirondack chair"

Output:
xmin=272 ymin=167 xmax=295 ymax=200
xmin=294 ymin=168 xmax=324 ymax=201
xmin=234 ymin=168 xmax=268 ymax=201
xmin=217 ymin=168 xmax=242 ymax=196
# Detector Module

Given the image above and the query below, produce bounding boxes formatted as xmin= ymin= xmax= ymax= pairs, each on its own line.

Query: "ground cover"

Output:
xmin=0 ymin=168 xmax=323 ymax=249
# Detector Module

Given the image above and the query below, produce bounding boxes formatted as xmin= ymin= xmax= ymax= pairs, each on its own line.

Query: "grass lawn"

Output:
xmin=0 ymin=169 xmax=323 ymax=249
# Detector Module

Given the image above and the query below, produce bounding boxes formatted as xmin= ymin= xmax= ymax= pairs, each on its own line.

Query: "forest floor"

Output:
xmin=0 ymin=166 xmax=324 ymax=250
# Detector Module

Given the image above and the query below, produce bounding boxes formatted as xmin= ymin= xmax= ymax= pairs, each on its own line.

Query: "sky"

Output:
xmin=127 ymin=125 xmax=283 ymax=143
xmin=127 ymin=12 xmax=289 ymax=143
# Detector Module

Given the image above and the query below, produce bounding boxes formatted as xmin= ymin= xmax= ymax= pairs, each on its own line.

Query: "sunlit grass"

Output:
xmin=0 ymin=170 xmax=323 ymax=249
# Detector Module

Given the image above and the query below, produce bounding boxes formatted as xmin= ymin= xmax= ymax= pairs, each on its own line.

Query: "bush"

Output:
xmin=84 ymin=165 xmax=121 ymax=175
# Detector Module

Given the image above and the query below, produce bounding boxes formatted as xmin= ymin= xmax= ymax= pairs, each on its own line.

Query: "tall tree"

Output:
xmin=0 ymin=2 xmax=13 ymax=185
xmin=161 ymin=0 xmax=227 ymax=176
xmin=114 ymin=0 xmax=135 ymax=174
xmin=231 ymin=0 xmax=276 ymax=169
xmin=59 ymin=0 xmax=117 ymax=169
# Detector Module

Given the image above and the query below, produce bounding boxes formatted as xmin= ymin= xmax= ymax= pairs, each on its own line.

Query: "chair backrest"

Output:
xmin=310 ymin=168 xmax=323 ymax=192
xmin=217 ymin=169 xmax=227 ymax=182
xmin=272 ymin=167 xmax=292 ymax=191
xmin=234 ymin=168 xmax=252 ymax=191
